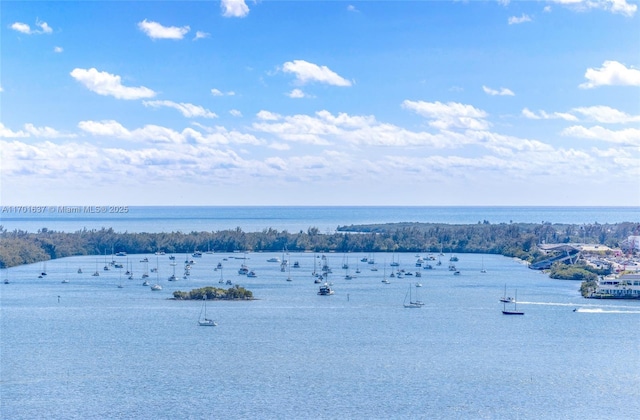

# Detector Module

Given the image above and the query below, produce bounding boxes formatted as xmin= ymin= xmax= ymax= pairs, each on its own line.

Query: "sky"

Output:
xmin=1 ymin=0 xmax=639 ymax=206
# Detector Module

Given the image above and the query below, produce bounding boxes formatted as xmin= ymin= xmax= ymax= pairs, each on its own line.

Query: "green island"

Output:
xmin=1 ymin=222 xmax=637 ymax=289
xmin=172 ymin=285 xmax=254 ymax=301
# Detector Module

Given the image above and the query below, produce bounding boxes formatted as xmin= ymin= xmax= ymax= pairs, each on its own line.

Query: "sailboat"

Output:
xmin=92 ymin=258 xmax=100 ymax=277
xmin=150 ymin=256 xmax=162 ymax=291
xmin=403 ymin=284 xmax=422 ymax=308
xmin=500 ymin=284 xmax=515 ymax=303
xmin=286 ymin=258 xmax=292 ymax=282
xmin=4 ymin=269 xmax=10 ymax=284
xmin=481 ymin=256 xmax=487 ymax=273
xmin=381 ymin=264 xmax=390 ymax=284
xmin=198 ymin=296 xmax=217 ymax=326
xmin=502 ymin=290 xmax=524 ymax=315
xmin=62 ymin=264 xmax=70 ymax=283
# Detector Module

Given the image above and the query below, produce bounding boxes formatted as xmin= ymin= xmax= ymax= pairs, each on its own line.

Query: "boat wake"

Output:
xmin=518 ymin=301 xmax=639 ymax=311
xmin=575 ymin=308 xmax=640 ymax=314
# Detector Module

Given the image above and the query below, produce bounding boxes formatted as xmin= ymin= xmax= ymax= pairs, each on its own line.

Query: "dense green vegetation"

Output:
xmin=173 ymin=285 xmax=253 ymax=300
xmin=580 ymin=280 xmax=598 ymax=297
xmin=548 ymin=262 xmax=599 ymax=281
xmin=0 ymin=221 xmax=637 ymax=269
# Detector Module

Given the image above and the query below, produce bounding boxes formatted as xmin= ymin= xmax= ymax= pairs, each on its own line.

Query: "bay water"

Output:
xmin=2 ymin=250 xmax=639 ymax=419
xmin=1 ymin=207 xmax=639 ymax=419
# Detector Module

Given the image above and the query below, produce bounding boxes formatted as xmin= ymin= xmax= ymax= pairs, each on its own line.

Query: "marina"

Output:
xmin=2 ymin=250 xmax=639 ymax=419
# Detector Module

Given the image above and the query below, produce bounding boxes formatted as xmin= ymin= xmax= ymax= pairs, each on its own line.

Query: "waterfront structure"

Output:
xmin=589 ymin=274 xmax=640 ymax=299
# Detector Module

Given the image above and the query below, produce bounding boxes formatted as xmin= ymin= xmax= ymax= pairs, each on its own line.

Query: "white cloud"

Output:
xmin=521 ymin=108 xmax=578 ymax=121
xmin=256 ymin=110 xmax=282 ymax=121
xmin=0 ymin=123 xmax=29 ymax=138
xmin=10 ymin=20 xmax=53 ymax=35
xmin=24 ymin=124 xmax=75 ymax=138
xmin=143 ymin=100 xmax=218 ymax=118
xmin=282 ymin=60 xmax=352 ymax=87
xmin=137 ymin=19 xmax=190 ymax=40
xmin=221 ymin=0 xmax=250 ymax=18
xmin=562 ymin=125 xmax=640 ymax=146
xmin=548 ymin=0 xmax=637 ymax=17
xmin=193 ymin=31 xmax=210 ymax=41
xmin=579 ymin=60 xmax=640 ymax=88
xmin=230 ymin=109 xmax=243 ymax=117
xmin=70 ymin=68 xmax=156 ymax=100
xmin=482 ymin=85 xmax=515 ymax=96
xmin=571 ymin=106 xmax=640 ymax=123
xmin=54 ymin=46 xmax=63 ymax=53
xmin=402 ymin=100 xmax=490 ymax=130
xmin=508 ymin=14 xmax=532 ymax=24
xmin=211 ymin=88 xmax=235 ymax=96
xmin=0 ymin=123 xmax=74 ymax=139
xmin=544 ymin=5 xmax=553 ymax=12
xmin=347 ymin=5 xmax=359 ymax=12
xmin=287 ymin=89 xmax=308 ymax=98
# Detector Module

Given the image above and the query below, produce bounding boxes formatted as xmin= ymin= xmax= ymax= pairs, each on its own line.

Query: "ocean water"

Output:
xmin=0 ymin=206 xmax=638 ymax=233
xmin=1 ymin=251 xmax=639 ymax=419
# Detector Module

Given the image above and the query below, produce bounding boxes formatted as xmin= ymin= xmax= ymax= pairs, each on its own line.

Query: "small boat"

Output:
xmin=403 ymin=284 xmax=422 ymax=308
xmin=502 ymin=290 xmax=524 ymax=315
xmin=267 ymin=257 xmax=280 ymax=263
xmin=77 ymin=268 xmax=82 ymax=274
xmin=238 ymin=264 xmax=249 ymax=275
xmin=198 ymin=296 xmax=217 ymax=327
xmin=150 ymin=283 xmax=162 ymax=291
xmin=225 ymin=279 xmax=232 ymax=285
xmin=247 ymin=270 xmax=257 ymax=278
xmin=500 ymin=285 xmax=515 ymax=303
xmin=318 ymin=283 xmax=334 ymax=295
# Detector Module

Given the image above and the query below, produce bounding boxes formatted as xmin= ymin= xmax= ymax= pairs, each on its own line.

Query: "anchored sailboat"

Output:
xmin=198 ymin=296 xmax=217 ymax=326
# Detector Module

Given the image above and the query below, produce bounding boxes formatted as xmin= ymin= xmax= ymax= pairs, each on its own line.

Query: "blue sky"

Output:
xmin=1 ymin=0 xmax=639 ymax=206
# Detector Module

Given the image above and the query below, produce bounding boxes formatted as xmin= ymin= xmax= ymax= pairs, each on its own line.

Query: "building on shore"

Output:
xmin=588 ymin=274 xmax=640 ymax=300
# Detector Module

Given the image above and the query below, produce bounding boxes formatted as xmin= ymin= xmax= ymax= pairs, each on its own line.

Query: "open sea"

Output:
xmin=1 ymin=207 xmax=639 ymax=419
xmin=0 ymin=206 xmax=638 ymax=233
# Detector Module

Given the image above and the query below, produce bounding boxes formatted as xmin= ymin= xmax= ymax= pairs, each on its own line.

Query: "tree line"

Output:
xmin=0 ymin=221 xmax=637 ymax=269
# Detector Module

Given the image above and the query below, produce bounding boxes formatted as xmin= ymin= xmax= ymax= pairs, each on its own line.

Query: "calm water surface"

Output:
xmin=2 ymin=252 xmax=639 ymax=419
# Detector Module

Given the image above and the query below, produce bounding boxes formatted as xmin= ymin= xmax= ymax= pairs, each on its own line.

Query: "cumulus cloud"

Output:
xmin=137 ymin=19 xmax=190 ymax=39
xmin=562 ymin=125 xmax=640 ymax=146
xmin=229 ymin=109 xmax=243 ymax=117
xmin=521 ymin=108 xmax=578 ymax=121
xmin=10 ymin=20 xmax=53 ymax=35
xmin=143 ymin=100 xmax=218 ymax=118
xmin=548 ymin=0 xmax=637 ymax=17
xmin=211 ymin=88 xmax=235 ymax=96
xmin=571 ymin=106 xmax=640 ymax=123
xmin=282 ymin=60 xmax=352 ymax=87
xmin=579 ymin=60 xmax=640 ymax=88
xmin=482 ymin=85 xmax=515 ymax=96
xmin=0 ymin=123 xmax=74 ymax=139
xmin=402 ymin=100 xmax=490 ymax=130
xmin=0 ymin=123 xmax=29 ymax=138
xmin=256 ymin=110 xmax=282 ymax=121
xmin=54 ymin=46 xmax=63 ymax=53
xmin=287 ymin=89 xmax=309 ymax=98
xmin=508 ymin=14 xmax=532 ymax=24
xmin=70 ymin=68 xmax=156 ymax=100
xmin=347 ymin=5 xmax=359 ymax=12
xmin=221 ymin=0 xmax=250 ymax=18
xmin=193 ymin=31 xmax=210 ymax=41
